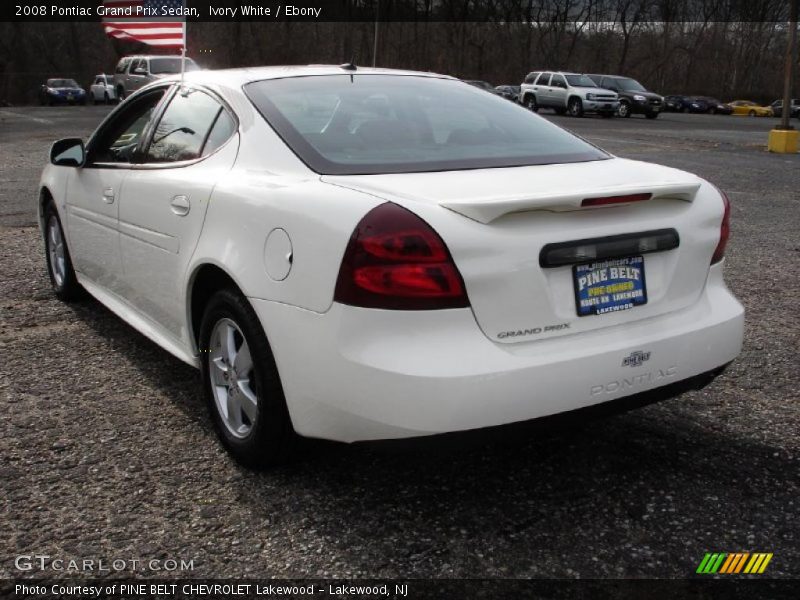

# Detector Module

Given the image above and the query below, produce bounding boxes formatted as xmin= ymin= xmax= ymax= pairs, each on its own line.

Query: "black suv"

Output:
xmin=587 ymin=74 xmax=663 ymax=119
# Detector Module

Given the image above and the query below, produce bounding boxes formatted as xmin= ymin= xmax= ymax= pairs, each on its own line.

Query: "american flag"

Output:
xmin=102 ymin=0 xmax=186 ymax=49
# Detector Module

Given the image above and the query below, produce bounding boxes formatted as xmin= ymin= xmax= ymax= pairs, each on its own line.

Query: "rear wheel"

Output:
xmin=43 ymin=202 xmax=83 ymax=301
xmin=524 ymin=94 xmax=538 ymax=112
xmin=567 ymin=97 xmax=584 ymax=117
xmin=748 ymin=110 xmax=756 ymax=117
xmin=618 ymin=101 xmax=632 ymax=118
xmin=199 ymin=288 xmax=295 ymax=468
xmin=104 ymin=92 xmax=110 ymax=105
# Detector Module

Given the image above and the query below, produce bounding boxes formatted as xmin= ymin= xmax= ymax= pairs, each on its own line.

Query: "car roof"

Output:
xmin=160 ymin=65 xmax=453 ymax=89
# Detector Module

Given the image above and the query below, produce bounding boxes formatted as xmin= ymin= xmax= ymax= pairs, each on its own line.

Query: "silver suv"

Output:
xmin=520 ymin=71 xmax=619 ymax=117
xmin=113 ymin=55 xmax=199 ymax=100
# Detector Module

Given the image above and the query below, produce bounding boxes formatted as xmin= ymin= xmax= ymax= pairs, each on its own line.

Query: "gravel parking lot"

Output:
xmin=1 ymin=106 xmax=798 ymax=580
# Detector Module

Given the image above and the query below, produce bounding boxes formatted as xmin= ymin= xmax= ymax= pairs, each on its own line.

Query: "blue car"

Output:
xmin=39 ymin=78 xmax=87 ymax=106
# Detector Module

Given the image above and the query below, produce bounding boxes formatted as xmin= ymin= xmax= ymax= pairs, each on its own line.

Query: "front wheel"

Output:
xmin=43 ymin=202 xmax=83 ymax=301
xmin=524 ymin=95 xmax=538 ymax=112
xmin=199 ymin=288 xmax=295 ymax=468
xmin=567 ymin=98 xmax=584 ymax=117
xmin=748 ymin=110 xmax=756 ymax=117
xmin=618 ymin=101 xmax=632 ymax=118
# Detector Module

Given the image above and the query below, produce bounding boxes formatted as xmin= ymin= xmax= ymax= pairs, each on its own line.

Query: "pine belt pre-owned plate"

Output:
xmin=573 ymin=256 xmax=647 ymax=317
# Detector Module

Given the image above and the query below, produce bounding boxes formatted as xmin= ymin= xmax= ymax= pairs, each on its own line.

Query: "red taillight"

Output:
xmin=334 ymin=203 xmax=469 ymax=310
xmin=581 ymin=193 xmax=652 ymax=207
xmin=711 ymin=188 xmax=731 ymax=264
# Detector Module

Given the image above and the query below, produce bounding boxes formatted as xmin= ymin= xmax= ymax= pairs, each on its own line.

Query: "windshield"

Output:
xmin=616 ymin=78 xmax=646 ymax=92
xmin=244 ymin=75 xmax=608 ymax=175
xmin=48 ymin=79 xmax=79 ymax=88
xmin=149 ymin=58 xmax=199 ymax=74
xmin=565 ymin=75 xmax=597 ymax=87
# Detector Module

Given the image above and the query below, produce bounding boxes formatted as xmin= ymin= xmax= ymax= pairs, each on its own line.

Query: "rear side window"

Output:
xmin=145 ymin=88 xmax=234 ymax=163
xmin=536 ymin=73 xmax=552 ymax=85
xmin=524 ymin=72 xmax=540 ymax=84
xmin=245 ymin=74 xmax=608 ymax=175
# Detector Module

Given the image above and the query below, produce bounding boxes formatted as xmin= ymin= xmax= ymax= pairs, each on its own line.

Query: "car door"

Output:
xmin=117 ymin=85 xmax=239 ymax=337
xmin=534 ymin=72 xmax=552 ymax=106
xmin=65 ymin=87 xmax=168 ymax=290
xmin=549 ymin=74 xmax=568 ymax=108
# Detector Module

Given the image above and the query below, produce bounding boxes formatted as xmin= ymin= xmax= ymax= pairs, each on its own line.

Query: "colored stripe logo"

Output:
xmin=696 ymin=552 xmax=773 ymax=574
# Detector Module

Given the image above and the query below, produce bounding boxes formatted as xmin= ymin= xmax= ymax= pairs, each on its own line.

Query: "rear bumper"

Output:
xmin=252 ymin=263 xmax=743 ymax=443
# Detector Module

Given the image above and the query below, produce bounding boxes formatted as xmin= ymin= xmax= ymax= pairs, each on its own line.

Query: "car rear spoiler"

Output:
xmin=439 ymin=182 xmax=701 ymax=224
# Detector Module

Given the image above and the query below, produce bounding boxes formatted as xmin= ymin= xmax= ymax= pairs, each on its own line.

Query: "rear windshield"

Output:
xmin=244 ymin=75 xmax=608 ymax=175
xmin=149 ymin=58 xmax=199 ymax=74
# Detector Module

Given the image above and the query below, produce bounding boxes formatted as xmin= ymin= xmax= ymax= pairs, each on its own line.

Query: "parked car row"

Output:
xmin=664 ymin=95 xmax=798 ymax=118
xmin=37 ymin=55 xmax=201 ymax=107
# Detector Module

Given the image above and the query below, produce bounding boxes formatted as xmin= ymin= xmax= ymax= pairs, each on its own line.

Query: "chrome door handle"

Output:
xmin=170 ymin=195 xmax=191 ymax=216
xmin=102 ymin=188 xmax=115 ymax=204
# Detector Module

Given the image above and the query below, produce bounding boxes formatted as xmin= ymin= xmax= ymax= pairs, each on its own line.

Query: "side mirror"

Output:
xmin=50 ymin=138 xmax=85 ymax=167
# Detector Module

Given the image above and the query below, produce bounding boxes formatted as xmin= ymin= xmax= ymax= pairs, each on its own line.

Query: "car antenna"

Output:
xmin=340 ymin=57 xmax=357 ymax=82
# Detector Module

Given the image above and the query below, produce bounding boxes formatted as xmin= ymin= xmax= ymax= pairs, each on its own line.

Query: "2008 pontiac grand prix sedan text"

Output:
xmin=38 ymin=66 xmax=744 ymax=466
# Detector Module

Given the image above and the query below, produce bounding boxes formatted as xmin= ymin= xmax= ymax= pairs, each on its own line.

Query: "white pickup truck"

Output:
xmin=519 ymin=71 xmax=619 ymax=118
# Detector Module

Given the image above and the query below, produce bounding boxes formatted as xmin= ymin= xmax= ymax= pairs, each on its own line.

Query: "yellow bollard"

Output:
xmin=768 ymin=128 xmax=799 ymax=153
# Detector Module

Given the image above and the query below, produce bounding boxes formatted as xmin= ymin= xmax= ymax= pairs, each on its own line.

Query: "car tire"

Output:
xmin=748 ymin=110 xmax=756 ymax=117
xmin=104 ymin=92 xmax=110 ymax=105
xmin=567 ymin=98 xmax=584 ymax=117
xmin=524 ymin=95 xmax=539 ymax=113
xmin=645 ymin=112 xmax=659 ymax=120
xmin=709 ymin=108 xmax=716 ymax=115
xmin=199 ymin=288 xmax=295 ymax=468
xmin=618 ymin=101 xmax=632 ymax=118
xmin=43 ymin=201 xmax=84 ymax=302
xmin=116 ymin=86 xmax=125 ymax=101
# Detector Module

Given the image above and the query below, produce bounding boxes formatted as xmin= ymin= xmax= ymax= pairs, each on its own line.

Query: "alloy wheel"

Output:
xmin=208 ymin=318 xmax=258 ymax=439
xmin=47 ymin=215 xmax=66 ymax=288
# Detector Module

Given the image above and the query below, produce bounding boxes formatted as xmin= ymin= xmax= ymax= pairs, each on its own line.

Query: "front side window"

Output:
xmin=536 ymin=73 xmax=552 ymax=86
xmin=116 ymin=59 xmax=130 ymax=74
xmin=145 ymin=87 xmax=234 ymax=163
xmin=89 ymin=89 xmax=166 ymax=164
xmin=245 ymin=75 xmax=608 ymax=175
xmin=551 ymin=75 xmax=567 ymax=89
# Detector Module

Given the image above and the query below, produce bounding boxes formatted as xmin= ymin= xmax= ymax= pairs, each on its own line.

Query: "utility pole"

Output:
xmin=372 ymin=0 xmax=379 ymax=67
xmin=780 ymin=0 xmax=798 ymax=129
xmin=768 ymin=0 xmax=799 ymax=152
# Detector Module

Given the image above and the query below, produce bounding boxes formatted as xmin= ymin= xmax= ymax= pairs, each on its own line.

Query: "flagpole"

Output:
xmin=180 ymin=19 xmax=186 ymax=86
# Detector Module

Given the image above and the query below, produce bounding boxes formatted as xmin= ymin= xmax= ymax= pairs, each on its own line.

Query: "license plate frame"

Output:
xmin=573 ymin=256 xmax=647 ymax=317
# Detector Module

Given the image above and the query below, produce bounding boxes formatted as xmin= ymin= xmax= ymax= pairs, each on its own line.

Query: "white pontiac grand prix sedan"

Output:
xmin=39 ymin=66 xmax=744 ymax=466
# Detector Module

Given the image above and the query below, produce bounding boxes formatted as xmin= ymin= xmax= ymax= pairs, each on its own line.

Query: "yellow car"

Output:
xmin=728 ymin=100 xmax=773 ymax=117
